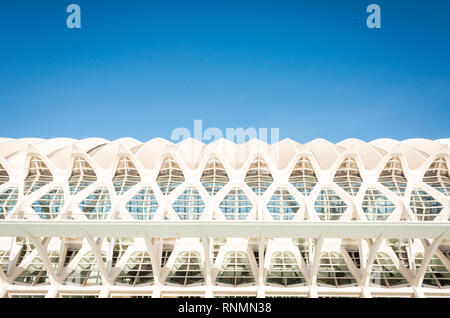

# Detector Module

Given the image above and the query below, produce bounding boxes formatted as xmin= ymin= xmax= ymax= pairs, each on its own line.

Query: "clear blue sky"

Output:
xmin=0 ymin=0 xmax=449 ymax=143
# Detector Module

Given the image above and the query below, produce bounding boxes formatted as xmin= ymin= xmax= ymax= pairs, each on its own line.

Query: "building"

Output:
xmin=0 ymin=137 xmax=449 ymax=298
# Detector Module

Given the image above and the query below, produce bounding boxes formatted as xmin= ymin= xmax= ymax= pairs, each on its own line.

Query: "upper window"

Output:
xmin=423 ymin=157 xmax=450 ymax=196
xmin=78 ymin=187 xmax=111 ymax=220
xmin=31 ymin=187 xmax=64 ymax=219
xmin=125 ymin=187 xmax=158 ymax=220
xmin=333 ymin=157 xmax=362 ymax=196
xmin=156 ymin=156 xmax=185 ymax=195
xmin=165 ymin=251 xmax=204 ymax=286
xmin=289 ymin=156 xmax=318 ymax=196
xmin=378 ymin=157 xmax=407 ymax=196
xmin=267 ymin=188 xmax=300 ymax=220
xmin=314 ymin=189 xmax=347 ymax=221
xmin=245 ymin=156 xmax=273 ymax=196
xmin=266 ymin=251 xmax=305 ymax=287
xmin=362 ymin=188 xmax=395 ymax=221
xmin=68 ymin=156 xmax=97 ymax=195
xmin=216 ymin=251 xmax=255 ymax=286
xmin=0 ymin=187 xmax=18 ymax=219
xmin=0 ymin=163 xmax=9 ymax=186
xmin=200 ymin=156 xmax=229 ymax=196
xmin=24 ymin=156 xmax=53 ymax=195
xmin=219 ymin=187 xmax=252 ymax=220
xmin=114 ymin=251 xmax=154 ymax=286
xmin=410 ymin=188 xmax=444 ymax=221
xmin=112 ymin=156 xmax=141 ymax=195
xmin=172 ymin=187 xmax=205 ymax=220
xmin=316 ymin=252 xmax=357 ymax=287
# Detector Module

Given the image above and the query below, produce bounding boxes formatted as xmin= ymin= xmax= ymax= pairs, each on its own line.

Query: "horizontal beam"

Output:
xmin=0 ymin=221 xmax=448 ymax=239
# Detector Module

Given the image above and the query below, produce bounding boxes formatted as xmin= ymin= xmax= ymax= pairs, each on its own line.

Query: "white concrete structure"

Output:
xmin=0 ymin=137 xmax=449 ymax=298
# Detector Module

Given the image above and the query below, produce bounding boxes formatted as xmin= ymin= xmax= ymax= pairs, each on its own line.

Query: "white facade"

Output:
xmin=0 ymin=137 xmax=449 ymax=298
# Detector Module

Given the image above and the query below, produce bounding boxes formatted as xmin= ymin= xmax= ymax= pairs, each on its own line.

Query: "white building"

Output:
xmin=0 ymin=137 xmax=449 ymax=298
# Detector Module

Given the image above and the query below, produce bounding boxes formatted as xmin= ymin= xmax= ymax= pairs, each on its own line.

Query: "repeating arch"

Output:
xmin=244 ymin=155 xmax=273 ymax=196
xmin=156 ymin=155 xmax=185 ymax=195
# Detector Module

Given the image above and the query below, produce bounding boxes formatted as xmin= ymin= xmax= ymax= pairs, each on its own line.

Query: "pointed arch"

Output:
xmin=112 ymin=155 xmax=141 ymax=195
xmin=244 ymin=155 xmax=273 ymax=196
xmin=156 ymin=155 xmax=185 ymax=195
xmin=68 ymin=156 xmax=97 ymax=195
xmin=378 ymin=156 xmax=407 ymax=196
xmin=200 ymin=155 xmax=229 ymax=196
xmin=423 ymin=156 xmax=450 ymax=196
xmin=333 ymin=157 xmax=362 ymax=196
xmin=288 ymin=156 xmax=318 ymax=196
xmin=24 ymin=155 xmax=53 ymax=195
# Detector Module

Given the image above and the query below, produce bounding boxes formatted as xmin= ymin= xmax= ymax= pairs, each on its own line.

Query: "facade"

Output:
xmin=0 ymin=136 xmax=449 ymax=298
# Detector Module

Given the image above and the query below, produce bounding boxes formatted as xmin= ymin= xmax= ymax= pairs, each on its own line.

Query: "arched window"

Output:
xmin=24 ymin=156 xmax=53 ymax=195
xmin=317 ymin=252 xmax=357 ymax=287
xmin=200 ymin=156 xmax=229 ymax=196
xmin=115 ymin=251 xmax=154 ymax=286
xmin=68 ymin=156 xmax=97 ymax=195
xmin=333 ymin=157 xmax=362 ymax=196
xmin=266 ymin=251 xmax=305 ymax=286
xmin=216 ymin=251 xmax=255 ymax=286
xmin=172 ymin=187 xmax=205 ymax=220
xmin=165 ymin=251 xmax=203 ymax=286
xmin=245 ymin=156 xmax=273 ymax=196
xmin=219 ymin=188 xmax=252 ymax=220
xmin=288 ymin=156 xmax=317 ymax=196
xmin=78 ymin=187 xmax=111 ymax=220
xmin=423 ymin=157 xmax=450 ymax=196
xmin=156 ymin=156 xmax=185 ymax=195
xmin=378 ymin=157 xmax=407 ymax=196
xmin=362 ymin=188 xmax=395 ymax=221
xmin=267 ymin=188 xmax=300 ymax=220
xmin=112 ymin=156 xmax=141 ymax=195
xmin=314 ymin=189 xmax=347 ymax=221
xmin=31 ymin=187 xmax=64 ymax=219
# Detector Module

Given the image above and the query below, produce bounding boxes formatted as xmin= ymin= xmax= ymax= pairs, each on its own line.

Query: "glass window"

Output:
xmin=172 ymin=187 xmax=205 ymax=220
xmin=362 ymin=188 xmax=395 ymax=221
xmin=112 ymin=156 xmax=141 ymax=195
xmin=245 ymin=156 xmax=273 ymax=196
xmin=156 ymin=156 xmax=185 ymax=195
xmin=415 ymin=253 xmax=450 ymax=288
xmin=333 ymin=157 xmax=362 ymax=196
xmin=410 ymin=188 xmax=444 ymax=221
xmin=370 ymin=252 xmax=408 ymax=288
xmin=314 ymin=189 xmax=347 ymax=221
xmin=24 ymin=156 xmax=53 ymax=195
xmin=219 ymin=187 xmax=252 ymax=220
xmin=0 ymin=163 xmax=9 ymax=185
xmin=378 ymin=157 xmax=407 ymax=196
xmin=200 ymin=156 xmax=229 ymax=196
xmin=423 ymin=157 xmax=450 ymax=196
xmin=78 ymin=187 xmax=111 ymax=219
xmin=68 ymin=156 xmax=97 ymax=195
xmin=317 ymin=252 xmax=357 ymax=287
xmin=216 ymin=251 xmax=255 ymax=286
xmin=0 ymin=187 xmax=18 ymax=219
xmin=64 ymin=252 xmax=106 ymax=286
xmin=31 ymin=187 xmax=64 ymax=219
xmin=165 ymin=251 xmax=203 ymax=286
xmin=267 ymin=188 xmax=300 ymax=220
xmin=125 ymin=187 xmax=158 ymax=220
xmin=266 ymin=251 xmax=305 ymax=286
xmin=115 ymin=251 xmax=154 ymax=286
xmin=289 ymin=156 xmax=317 ymax=196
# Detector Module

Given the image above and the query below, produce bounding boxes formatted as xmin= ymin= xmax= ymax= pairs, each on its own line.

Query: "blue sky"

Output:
xmin=0 ymin=0 xmax=449 ymax=143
